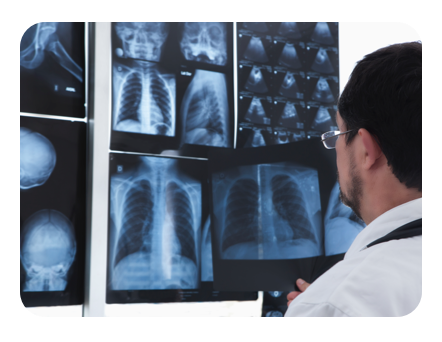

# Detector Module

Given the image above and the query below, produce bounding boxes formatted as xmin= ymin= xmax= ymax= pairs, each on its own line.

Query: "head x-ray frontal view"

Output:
xmin=108 ymin=155 xmax=201 ymax=291
xmin=114 ymin=22 xmax=170 ymax=62
xmin=180 ymin=69 xmax=231 ymax=148
xmin=324 ymin=182 xmax=365 ymax=256
xmin=20 ymin=127 xmax=57 ymax=190
xmin=21 ymin=209 xmax=77 ymax=292
xmin=180 ymin=22 xmax=228 ymax=66
xmin=112 ymin=60 xmax=176 ymax=136
xmin=212 ymin=162 xmax=323 ymax=260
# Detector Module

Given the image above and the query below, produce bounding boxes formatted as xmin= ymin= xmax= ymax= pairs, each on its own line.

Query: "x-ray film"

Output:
xmin=277 ymin=23 xmax=302 ymax=39
xmin=21 ymin=209 xmax=77 ymax=292
xmin=311 ymin=22 xmax=334 ymax=45
xmin=201 ymin=217 xmax=214 ymax=282
xmin=310 ymin=106 xmax=334 ymax=131
xmin=179 ymin=22 xmax=228 ymax=66
xmin=278 ymin=43 xmax=302 ymax=69
xmin=20 ymin=128 xmax=57 ymax=190
xmin=242 ymin=22 xmax=269 ymax=33
xmin=20 ymin=22 xmax=85 ymax=117
xmin=113 ymin=22 xmax=170 ymax=62
xmin=20 ymin=116 xmax=87 ymax=307
xmin=244 ymin=97 xmax=271 ymax=125
xmin=109 ymin=156 xmax=201 ymax=290
xmin=311 ymin=48 xmax=334 ymax=74
xmin=245 ymin=66 xmax=268 ymax=93
xmin=278 ymin=72 xmax=301 ymax=99
xmin=212 ymin=163 xmax=322 ymax=260
xmin=180 ymin=69 xmax=230 ymax=148
xmin=112 ymin=60 xmax=176 ymax=136
xmin=324 ymin=182 xmax=365 ymax=256
xmin=243 ymin=36 xmax=269 ymax=63
xmin=278 ymin=102 xmax=301 ymax=129
xmin=311 ymin=77 xmax=335 ymax=103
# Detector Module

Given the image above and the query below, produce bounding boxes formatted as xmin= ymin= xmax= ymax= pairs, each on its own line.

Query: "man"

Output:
xmin=285 ymin=41 xmax=422 ymax=317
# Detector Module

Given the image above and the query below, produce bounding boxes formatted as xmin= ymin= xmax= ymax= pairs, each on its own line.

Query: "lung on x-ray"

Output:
xmin=112 ymin=60 xmax=175 ymax=136
xmin=20 ymin=209 xmax=77 ymax=292
xmin=180 ymin=69 xmax=230 ymax=147
xmin=324 ymin=182 xmax=365 ymax=256
xmin=179 ymin=22 xmax=227 ymax=66
xmin=20 ymin=127 xmax=57 ymax=190
xmin=212 ymin=162 xmax=323 ymax=260
xmin=109 ymin=156 xmax=201 ymax=290
xmin=113 ymin=22 xmax=170 ymax=62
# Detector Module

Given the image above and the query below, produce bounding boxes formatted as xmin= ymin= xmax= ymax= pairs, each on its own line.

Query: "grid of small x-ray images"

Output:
xmin=19 ymin=22 xmax=87 ymax=308
xmin=236 ymin=22 xmax=340 ymax=148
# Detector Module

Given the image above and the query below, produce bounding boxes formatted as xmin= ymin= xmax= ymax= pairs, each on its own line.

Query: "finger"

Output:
xmin=287 ymin=291 xmax=301 ymax=301
xmin=296 ymin=278 xmax=311 ymax=292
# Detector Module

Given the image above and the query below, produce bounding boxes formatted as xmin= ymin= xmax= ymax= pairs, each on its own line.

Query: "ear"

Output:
xmin=359 ymin=128 xmax=383 ymax=170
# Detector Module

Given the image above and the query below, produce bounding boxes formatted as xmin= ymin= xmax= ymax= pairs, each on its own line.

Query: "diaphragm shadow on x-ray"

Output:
xmin=106 ymin=152 xmax=257 ymax=304
xmin=20 ymin=116 xmax=87 ymax=307
xmin=20 ymin=22 xmax=85 ymax=118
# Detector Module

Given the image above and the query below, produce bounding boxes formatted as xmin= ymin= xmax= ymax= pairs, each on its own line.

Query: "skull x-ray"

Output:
xmin=113 ymin=60 xmax=175 ymax=136
xmin=201 ymin=216 xmax=214 ymax=282
xmin=109 ymin=156 xmax=201 ymax=290
xmin=311 ymin=22 xmax=334 ymax=45
xmin=114 ymin=22 xmax=169 ymax=62
xmin=212 ymin=163 xmax=323 ymax=260
xmin=20 ymin=127 xmax=56 ymax=190
xmin=180 ymin=69 xmax=230 ymax=147
xmin=180 ymin=22 xmax=227 ymax=66
xmin=20 ymin=209 xmax=77 ymax=292
xmin=20 ymin=22 xmax=83 ymax=82
xmin=324 ymin=182 xmax=365 ymax=256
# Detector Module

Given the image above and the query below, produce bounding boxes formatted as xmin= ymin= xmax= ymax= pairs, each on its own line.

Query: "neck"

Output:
xmin=360 ymin=171 xmax=422 ymax=225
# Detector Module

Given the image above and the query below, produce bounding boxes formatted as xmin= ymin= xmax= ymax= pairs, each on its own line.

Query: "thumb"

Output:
xmin=296 ymin=278 xmax=311 ymax=292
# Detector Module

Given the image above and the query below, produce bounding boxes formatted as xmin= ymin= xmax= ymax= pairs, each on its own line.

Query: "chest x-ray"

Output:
xmin=20 ymin=209 xmax=77 ymax=292
xmin=113 ymin=60 xmax=175 ymax=136
xmin=180 ymin=22 xmax=227 ymax=66
xmin=212 ymin=163 xmax=323 ymax=260
xmin=109 ymin=156 xmax=201 ymax=290
xmin=201 ymin=216 xmax=214 ymax=282
xmin=20 ymin=127 xmax=56 ymax=190
xmin=114 ymin=22 xmax=169 ymax=62
xmin=180 ymin=69 xmax=230 ymax=147
xmin=20 ymin=22 xmax=83 ymax=83
xmin=324 ymin=182 xmax=365 ymax=256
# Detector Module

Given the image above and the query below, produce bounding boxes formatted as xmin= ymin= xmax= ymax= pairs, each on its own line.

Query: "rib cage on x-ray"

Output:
xmin=110 ymin=157 xmax=200 ymax=290
xmin=113 ymin=61 xmax=175 ymax=136
xmin=214 ymin=164 xmax=322 ymax=260
xmin=181 ymin=69 xmax=230 ymax=147
xmin=324 ymin=182 xmax=365 ymax=256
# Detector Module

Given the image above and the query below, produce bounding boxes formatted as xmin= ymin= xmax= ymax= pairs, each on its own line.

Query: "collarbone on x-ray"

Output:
xmin=214 ymin=163 xmax=323 ymax=260
xmin=114 ymin=22 xmax=169 ymax=62
xmin=324 ymin=182 xmax=365 ymax=256
xmin=20 ymin=22 xmax=83 ymax=82
xmin=21 ymin=209 xmax=77 ymax=292
xmin=110 ymin=157 xmax=201 ymax=290
xmin=113 ymin=61 xmax=175 ymax=136
xmin=180 ymin=22 xmax=227 ymax=66
xmin=181 ymin=69 xmax=230 ymax=147
xmin=20 ymin=127 xmax=57 ymax=190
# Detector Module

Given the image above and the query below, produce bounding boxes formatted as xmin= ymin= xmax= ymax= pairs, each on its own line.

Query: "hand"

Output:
xmin=287 ymin=278 xmax=311 ymax=307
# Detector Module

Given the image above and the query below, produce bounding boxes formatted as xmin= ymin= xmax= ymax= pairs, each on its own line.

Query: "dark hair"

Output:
xmin=338 ymin=41 xmax=422 ymax=191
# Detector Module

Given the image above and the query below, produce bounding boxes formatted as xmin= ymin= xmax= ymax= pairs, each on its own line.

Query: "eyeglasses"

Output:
xmin=321 ymin=129 xmax=356 ymax=149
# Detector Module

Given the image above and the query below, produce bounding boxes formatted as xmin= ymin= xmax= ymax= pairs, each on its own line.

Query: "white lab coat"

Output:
xmin=285 ymin=198 xmax=422 ymax=317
